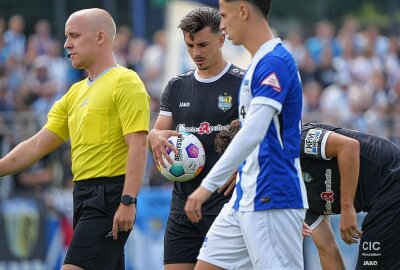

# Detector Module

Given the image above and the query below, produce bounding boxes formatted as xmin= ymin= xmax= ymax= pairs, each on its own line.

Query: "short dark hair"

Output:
xmin=225 ymin=0 xmax=272 ymax=21
xmin=178 ymin=7 xmax=221 ymax=40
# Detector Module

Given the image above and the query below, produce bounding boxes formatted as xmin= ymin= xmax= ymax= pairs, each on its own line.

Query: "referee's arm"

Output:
xmin=112 ymin=131 xmax=148 ymax=239
xmin=0 ymin=128 xmax=64 ymax=177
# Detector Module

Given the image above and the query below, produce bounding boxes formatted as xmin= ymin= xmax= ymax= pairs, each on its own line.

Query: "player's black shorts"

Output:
xmin=356 ymin=196 xmax=400 ymax=269
xmin=164 ymin=213 xmax=217 ymax=264
xmin=304 ymin=209 xmax=321 ymax=228
xmin=64 ymin=175 xmax=131 ymax=270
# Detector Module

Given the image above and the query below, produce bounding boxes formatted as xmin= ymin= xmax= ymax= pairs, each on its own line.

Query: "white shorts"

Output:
xmin=197 ymin=205 xmax=306 ymax=270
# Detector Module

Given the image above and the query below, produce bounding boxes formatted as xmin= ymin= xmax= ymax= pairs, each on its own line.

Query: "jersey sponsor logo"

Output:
xmin=261 ymin=72 xmax=281 ymax=92
xmin=199 ymin=122 xmax=211 ymax=135
xmin=321 ymin=191 xmax=334 ymax=203
xmin=176 ymin=122 xmax=229 ymax=135
xmin=361 ymin=242 xmax=382 ymax=260
xmin=179 ymin=102 xmax=190 ymax=108
xmin=321 ymin=169 xmax=334 ymax=214
xmin=304 ymin=129 xmax=322 ymax=155
xmin=363 ymin=261 xmax=378 ymax=266
xmin=218 ymin=94 xmax=232 ymax=112
xmin=363 ymin=242 xmax=381 ymax=251
xmin=176 ymin=124 xmax=187 ymax=132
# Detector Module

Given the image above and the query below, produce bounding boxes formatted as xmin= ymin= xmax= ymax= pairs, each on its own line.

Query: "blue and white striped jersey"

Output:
xmin=231 ymin=38 xmax=308 ymax=211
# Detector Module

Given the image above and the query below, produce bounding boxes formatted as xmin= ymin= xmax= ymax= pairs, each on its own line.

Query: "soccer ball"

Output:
xmin=158 ymin=132 xmax=205 ymax=182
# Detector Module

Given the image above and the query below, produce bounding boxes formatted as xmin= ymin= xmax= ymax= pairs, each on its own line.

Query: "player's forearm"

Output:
xmin=338 ymin=139 xmax=360 ymax=209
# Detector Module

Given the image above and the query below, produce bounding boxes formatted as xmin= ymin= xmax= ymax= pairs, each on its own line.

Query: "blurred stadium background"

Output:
xmin=0 ymin=0 xmax=399 ymax=269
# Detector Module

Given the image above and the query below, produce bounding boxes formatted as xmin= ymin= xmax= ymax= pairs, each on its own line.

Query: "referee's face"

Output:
xmin=64 ymin=15 xmax=98 ymax=70
xmin=184 ymin=26 xmax=224 ymax=71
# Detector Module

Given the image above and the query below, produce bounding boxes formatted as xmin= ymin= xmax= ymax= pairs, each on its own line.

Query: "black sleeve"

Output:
xmin=301 ymin=123 xmax=333 ymax=160
xmin=160 ymin=79 xmax=173 ymax=113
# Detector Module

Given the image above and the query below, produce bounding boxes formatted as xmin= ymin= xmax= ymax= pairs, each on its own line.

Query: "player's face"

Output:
xmin=184 ymin=26 xmax=224 ymax=71
xmin=64 ymin=15 xmax=98 ymax=69
xmin=219 ymin=0 xmax=243 ymax=45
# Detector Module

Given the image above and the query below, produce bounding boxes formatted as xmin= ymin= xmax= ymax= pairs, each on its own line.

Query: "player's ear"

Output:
xmin=240 ymin=3 xmax=249 ymax=20
xmin=219 ymin=33 xmax=225 ymax=47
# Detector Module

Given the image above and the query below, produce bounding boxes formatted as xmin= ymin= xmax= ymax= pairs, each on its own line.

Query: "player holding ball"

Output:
xmin=148 ymin=7 xmax=244 ymax=270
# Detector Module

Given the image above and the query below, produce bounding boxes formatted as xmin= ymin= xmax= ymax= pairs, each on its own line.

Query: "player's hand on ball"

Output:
xmin=149 ymin=129 xmax=180 ymax=167
xmin=185 ymin=186 xmax=212 ymax=223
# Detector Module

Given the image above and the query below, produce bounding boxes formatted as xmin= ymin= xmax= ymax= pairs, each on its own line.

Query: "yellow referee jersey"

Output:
xmin=45 ymin=66 xmax=150 ymax=181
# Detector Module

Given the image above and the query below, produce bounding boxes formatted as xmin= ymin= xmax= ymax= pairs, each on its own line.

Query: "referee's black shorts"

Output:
xmin=164 ymin=213 xmax=217 ymax=265
xmin=64 ymin=175 xmax=131 ymax=270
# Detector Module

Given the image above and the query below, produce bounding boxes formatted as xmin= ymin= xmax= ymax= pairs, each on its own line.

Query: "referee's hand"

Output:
xmin=185 ymin=186 xmax=212 ymax=223
xmin=112 ymin=204 xmax=137 ymax=240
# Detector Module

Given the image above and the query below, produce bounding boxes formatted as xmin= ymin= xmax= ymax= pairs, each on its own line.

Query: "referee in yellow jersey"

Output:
xmin=0 ymin=8 xmax=150 ymax=270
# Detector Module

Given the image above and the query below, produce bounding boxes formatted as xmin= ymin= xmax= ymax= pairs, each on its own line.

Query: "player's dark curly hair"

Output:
xmin=225 ymin=0 xmax=272 ymax=21
xmin=178 ymin=7 xmax=222 ymax=40
xmin=214 ymin=119 xmax=241 ymax=155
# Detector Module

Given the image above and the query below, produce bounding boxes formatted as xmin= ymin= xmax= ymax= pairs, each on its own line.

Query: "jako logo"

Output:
xmin=363 ymin=242 xmax=380 ymax=251
xmin=363 ymin=261 xmax=377 ymax=266
xmin=179 ymin=102 xmax=190 ymax=107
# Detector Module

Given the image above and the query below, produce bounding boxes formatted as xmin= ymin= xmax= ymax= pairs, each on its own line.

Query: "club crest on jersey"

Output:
xmin=304 ymin=129 xmax=322 ymax=155
xmin=302 ymin=172 xmax=314 ymax=183
xmin=261 ymin=72 xmax=281 ymax=92
xmin=218 ymin=94 xmax=232 ymax=112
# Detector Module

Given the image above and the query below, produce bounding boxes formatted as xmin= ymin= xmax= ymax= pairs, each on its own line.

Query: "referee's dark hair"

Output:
xmin=225 ymin=0 xmax=272 ymax=21
xmin=178 ymin=7 xmax=222 ymax=40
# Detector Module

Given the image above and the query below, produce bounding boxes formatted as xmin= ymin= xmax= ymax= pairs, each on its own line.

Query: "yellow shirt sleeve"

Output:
xmin=44 ymin=96 xmax=69 ymax=141
xmin=114 ymin=71 xmax=150 ymax=135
